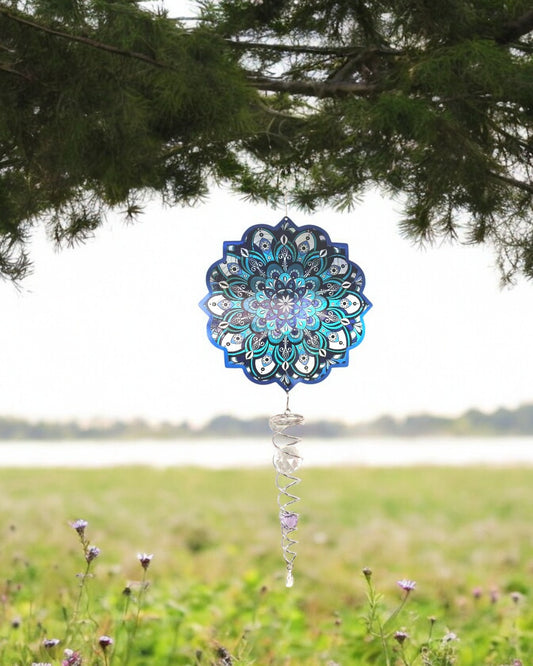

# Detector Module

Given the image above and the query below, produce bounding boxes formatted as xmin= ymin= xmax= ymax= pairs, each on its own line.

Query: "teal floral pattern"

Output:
xmin=200 ymin=217 xmax=371 ymax=390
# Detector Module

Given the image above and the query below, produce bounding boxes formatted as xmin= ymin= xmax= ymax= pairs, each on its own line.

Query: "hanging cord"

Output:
xmin=269 ymin=391 xmax=304 ymax=587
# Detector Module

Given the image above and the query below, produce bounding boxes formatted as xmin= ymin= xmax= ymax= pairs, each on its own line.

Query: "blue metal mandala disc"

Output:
xmin=200 ymin=217 xmax=372 ymax=390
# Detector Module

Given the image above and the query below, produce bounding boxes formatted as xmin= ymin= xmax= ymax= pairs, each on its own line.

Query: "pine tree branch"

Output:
xmin=0 ymin=63 xmax=31 ymax=79
xmin=489 ymin=170 xmax=533 ymax=195
xmin=228 ymin=40 xmax=402 ymax=58
xmin=489 ymin=122 xmax=533 ymax=155
xmin=510 ymin=40 xmax=533 ymax=52
xmin=254 ymin=98 xmax=304 ymax=120
xmin=497 ymin=9 xmax=533 ymax=43
xmin=247 ymin=75 xmax=377 ymax=98
xmin=0 ymin=7 xmax=169 ymax=69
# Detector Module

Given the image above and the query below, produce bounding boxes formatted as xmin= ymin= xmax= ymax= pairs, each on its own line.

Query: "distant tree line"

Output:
xmin=1 ymin=404 xmax=533 ymax=440
xmin=350 ymin=404 xmax=533 ymax=437
xmin=0 ymin=417 xmax=192 ymax=440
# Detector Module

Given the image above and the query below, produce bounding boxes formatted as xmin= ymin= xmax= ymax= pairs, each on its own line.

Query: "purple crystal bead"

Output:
xmin=280 ymin=511 xmax=299 ymax=531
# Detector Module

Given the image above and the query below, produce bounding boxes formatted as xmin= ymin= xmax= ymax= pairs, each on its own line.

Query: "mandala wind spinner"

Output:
xmin=200 ymin=216 xmax=371 ymax=586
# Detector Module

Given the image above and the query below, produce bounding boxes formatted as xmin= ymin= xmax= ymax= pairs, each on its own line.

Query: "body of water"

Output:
xmin=0 ymin=437 xmax=533 ymax=467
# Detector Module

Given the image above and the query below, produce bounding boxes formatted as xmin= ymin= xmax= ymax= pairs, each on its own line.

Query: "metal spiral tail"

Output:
xmin=269 ymin=396 xmax=304 ymax=588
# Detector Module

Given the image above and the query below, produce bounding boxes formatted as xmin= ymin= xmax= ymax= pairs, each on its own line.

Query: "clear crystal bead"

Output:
xmin=286 ymin=570 xmax=294 ymax=588
xmin=273 ymin=447 xmax=302 ymax=474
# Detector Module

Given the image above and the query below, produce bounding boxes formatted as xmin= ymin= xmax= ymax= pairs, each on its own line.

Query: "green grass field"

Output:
xmin=0 ymin=465 xmax=532 ymax=665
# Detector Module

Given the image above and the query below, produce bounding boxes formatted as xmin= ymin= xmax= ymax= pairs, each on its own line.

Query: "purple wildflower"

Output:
xmin=215 ymin=646 xmax=234 ymax=665
xmin=394 ymin=630 xmax=409 ymax=644
xmin=397 ymin=579 xmax=416 ymax=593
xmin=442 ymin=631 xmax=459 ymax=643
xmin=98 ymin=635 xmax=114 ymax=650
xmin=62 ymin=649 xmax=82 ymax=666
xmin=43 ymin=638 xmax=61 ymax=648
xmin=137 ymin=553 xmax=153 ymax=570
xmin=70 ymin=520 xmax=88 ymax=536
xmin=85 ymin=545 xmax=100 ymax=563
xmin=472 ymin=586 xmax=483 ymax=599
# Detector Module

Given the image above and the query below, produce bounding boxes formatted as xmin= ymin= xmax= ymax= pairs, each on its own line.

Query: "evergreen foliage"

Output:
xmin=1 ymin=1 xmax=533 ymax=280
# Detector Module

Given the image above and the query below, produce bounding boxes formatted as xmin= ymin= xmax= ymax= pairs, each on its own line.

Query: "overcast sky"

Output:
xmin=1 ymin=187 xmax=532 ymax=426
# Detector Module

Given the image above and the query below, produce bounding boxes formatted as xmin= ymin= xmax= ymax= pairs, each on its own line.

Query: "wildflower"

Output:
xmin=43 ymin=638 xmax=61 ymax=648
xmin=98 ymin=635 xmax=114 ymax=650
xmin=122 ymin=584 xmax=132 ymax=596
xmin=32 ymin=663 xmax=52 ymax=666
xmin=394 ymin=630 xmax=409 ymax=644
xmin=472 ymin=586 xmax=483 ymax=599
xmin=137 ymin=553 xmax=153 ymax=570
xmin=510 ymin=591 xmax=523 ymax=604
xmin=214 ymin=645 xmax=234 ymax=665
xmin=11 ymin=616 xmax=21 ymax=628
xmin=442 ymin=631 xmax=459 ymax=643
xmin=362 ymin=567 xmax=372 ymax=580
xmin=62 ymin=649 xmax=82 ymax=666
xmin=397 ymin=579 xmax=416 ymax=593
xmin=85 ymin=545 xmax=100 ymax=563
xmin=70 ymin=520 xmax=88 ymax=536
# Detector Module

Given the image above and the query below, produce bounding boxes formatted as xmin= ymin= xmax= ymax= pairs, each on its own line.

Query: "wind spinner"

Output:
xmin=200 ymin=216 xmax=371 ymax=586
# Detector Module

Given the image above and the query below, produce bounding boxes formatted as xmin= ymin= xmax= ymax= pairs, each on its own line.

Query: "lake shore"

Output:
xmin=1 ymin=437 xmax=533 ymax=467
